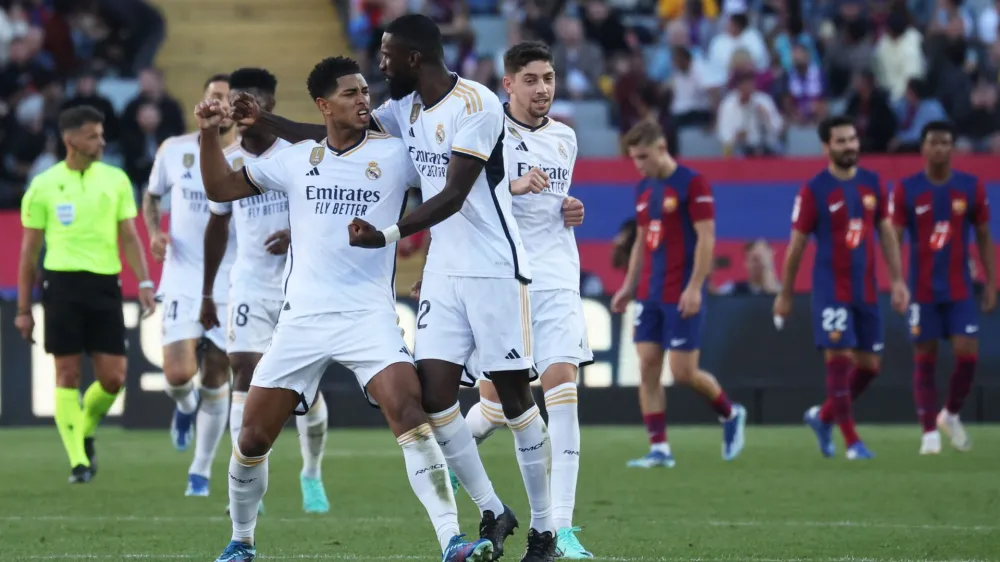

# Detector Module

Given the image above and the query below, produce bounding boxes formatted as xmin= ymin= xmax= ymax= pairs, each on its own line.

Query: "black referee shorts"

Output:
xmin=41 ymin=270 xmax=127 ymax=356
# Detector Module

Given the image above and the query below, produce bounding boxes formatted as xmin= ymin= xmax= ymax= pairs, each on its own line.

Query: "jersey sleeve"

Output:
xmin=875 ymin=175 xmax=890 ymax=223
xmin=20 ymin=177 xmax=47 ymax=229
xmin=209 ymin=200 xmax=233 ymax=215
xmin=146 ymin=142 xmax=172 ymax=196
xmin=371 ymin=100 xmax=403 ymax=138
xmin=972 ymin=179 xmax=990 ymax=225
xmin=687 ymin=175 xmax=715 ymax=222
xmin=635 ymin=188 xmax=650 ymax=227
xmin=890 ymin=183 xmax=907 ymax=227
xmin=452 ymin=95 xmax=503 ymax=163
xmin=791 ymin=184 xmax=817 ymax=234
xmin=116 ymin=169 xmax=138 ymax=221
xmin=243 ymin=152 xmax=289 ymax=194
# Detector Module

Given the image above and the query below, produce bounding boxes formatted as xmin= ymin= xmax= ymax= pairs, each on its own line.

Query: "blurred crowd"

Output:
xmin=350 ymin=0 xmax=1000 ymax=157
xmin=0 ymin=0 xmax=167 ymax=209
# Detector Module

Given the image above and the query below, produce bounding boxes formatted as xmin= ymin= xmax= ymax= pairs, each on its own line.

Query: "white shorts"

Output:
xmin=251 ymin=309 xmax=413 ymax=411
xmin=226 ymin=288 xmax=282 ymax=354
xmin=160 ymin=295 xmax=227 ymax=350
xmin=414 ymin=271 xmax=533 ymax=374
xmin=461 ymin=289 xmax=593 ymax=386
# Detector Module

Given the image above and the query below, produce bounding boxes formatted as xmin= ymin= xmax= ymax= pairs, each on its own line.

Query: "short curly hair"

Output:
xmin=306 ymin=57 xmax=361 ymax=100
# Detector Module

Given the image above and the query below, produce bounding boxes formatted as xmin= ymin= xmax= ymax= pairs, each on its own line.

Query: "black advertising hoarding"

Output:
xmin=1 ymin=296 xmax=998 ymax=427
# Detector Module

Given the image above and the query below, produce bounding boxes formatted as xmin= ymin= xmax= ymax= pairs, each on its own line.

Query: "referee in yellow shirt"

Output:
xmin=16 ymin=105 xmax=157 ymax=484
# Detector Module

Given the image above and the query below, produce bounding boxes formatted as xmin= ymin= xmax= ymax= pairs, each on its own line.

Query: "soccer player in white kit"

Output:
xmin=199 ymin=68 xmax=330 ymax=516
xmin=459 ymin=42 xmax=595 ymax=559
xmin=142 ymin=74 xmax=236 ymax=497
xmin=203 ymin=57 xmax=495 ymax=562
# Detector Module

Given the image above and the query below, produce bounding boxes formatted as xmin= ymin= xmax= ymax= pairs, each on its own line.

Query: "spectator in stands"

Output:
xmin=874 ymin=8 xmax=926 ymax=101
xmin=61 ymin=67 xmax=118 ymax=143
xmin=822 ymin=17 xmax=873 ymax=98
xmin=718 ymin=239 xmax=781 ymax=295
xmin=727 ymin=48 xmax=776 ymax=100
xmin=890 ymin=78 xmax=948 ymax=152
xmin=451 ymin=29 xmax=478 ymax=77
xmin=782 ymin=42 xmax=826 ymax=125
xmin=122 ymin=102 xmax=163 ymax=189
xmin=423 ymin=0 xmax=468 ymax=39
xmin=773 ymin=13 xmax=819 ymax=74
xmin=8 ymin=93 xmax=46 ymax=186
xmin=628 ymin=82 xmax=679 ymax=156
xmin=552 ymin=16 xmax=604 ymax=100
xmin=957 ymin=79 xmax=1000 ymax=153
xmin=979 ymin=1 xmax=998 ymax=45
xmin=95 ymin=0 xmax=166 ymax=76
xmin=647 ymin=18 xmax=694 ymax=83
xmin=0 ymin=4 xmax=30 ymax=67
xmin=928 ymin=0 xmax=973 ymax=42
xmin=669 ymin=45 xmax=713 ymax=128
xmin=717 ymin=71 xmax=784 ymax=156
xmin=121 ymin=68 xmax=184 ymax=140
xmin=845 ymin=70 xmax=897 ymax=153
xmin=0 ymin=35 xmax=46 ymax=108
xmin=704 ymin=11 xmax=769 ymax=89
xmin=580 ymin=0 xmax=631 ymax=58
xmin=518 ymin=0 xmax=556 ymax=45
xmin=930 ymin=40 xmax=973 ymax=122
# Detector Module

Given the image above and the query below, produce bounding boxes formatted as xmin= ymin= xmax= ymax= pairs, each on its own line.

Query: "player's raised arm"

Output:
xmin=971 ymin=179 xmax=996 ymax=311
xmin=230 ymin=91 xmax=327 ymax=143
xmin=774 ymin=185 xmax=816 ymax=320
xmin=196 ymin=99 xmax=257 ymax=202
xmin=874 ymin=180 xmax=909 ymax=313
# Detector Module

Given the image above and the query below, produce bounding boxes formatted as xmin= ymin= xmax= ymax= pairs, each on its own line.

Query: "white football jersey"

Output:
xmin=504 ymin=108 xmax=580 ymax=292
xmin=148 ymin=132 xmax=237 ymax=302
xmin=242 ymin=131 xmax=420 ymax=317
xmin=209 ymin=138 xmax=292 ymax=301
xmin=372 ymin=76 xmax=531 ymax=282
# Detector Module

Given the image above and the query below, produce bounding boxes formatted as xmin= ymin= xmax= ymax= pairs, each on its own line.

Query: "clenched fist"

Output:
xmin=194 ymin=99 xmax=228 ymax=130
xmin=230 ymin=92 xmax=261 ymax=127
xmin=511 ymin=168 xmax=549 ymax=195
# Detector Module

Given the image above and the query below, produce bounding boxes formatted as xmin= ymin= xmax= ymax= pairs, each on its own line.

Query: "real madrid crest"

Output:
xmin=952 ymin=198 xmax=967 ymax=215
xmin=231 ymin=157 xmax=244 ymax=171
xmin=366 ymin=161 xmax=381 ymax=180
xmin=862 ymin=194 xmax=876 ymax=210
xmin=182 ymin=153 xmax=194 ymax=168
xmin=410 ymin=103 xmax=422 ymax=124
xmin=309 ymin=146 xmax=324 ymax=166
xmin=435 ymin=124 xmax=446 ymax=144
xmin=507 ymin=126 xmax=523 ymax=141
xmin=558 ymin=143 xmax=568 ymax=160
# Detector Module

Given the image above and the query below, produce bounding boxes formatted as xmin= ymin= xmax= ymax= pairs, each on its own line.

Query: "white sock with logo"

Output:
xmin=465 ymin=399 xmax=506 ymax=444
xmin=229 ymin=444 xmax=268 ymax=545
xmin=295 ymin=392 xmax=328 ymax=480
xmin=398 ymin=423 xmax=460 ymax=553
xmin=166 ymin=378 xmax=199 ymax=415
xmin=508 ymin=405 xmax=554 ymax=534
xmin=229 ymin=391 xmax=247 ymax=446
xmin=189 ymin=383 xmax=230 ymax=479
xmin=427 ymin=402 xmax=505 ymax=516
xmin=544 ymin=383 xmax=580 ymax=530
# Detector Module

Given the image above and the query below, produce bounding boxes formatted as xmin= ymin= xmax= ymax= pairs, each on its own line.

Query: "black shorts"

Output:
xmin=42 ymin=270 xmax=126 ymax=356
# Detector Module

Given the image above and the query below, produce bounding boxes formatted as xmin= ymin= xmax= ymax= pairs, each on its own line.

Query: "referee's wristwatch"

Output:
xmin=138 ymin=280 xmax=155 ymax=290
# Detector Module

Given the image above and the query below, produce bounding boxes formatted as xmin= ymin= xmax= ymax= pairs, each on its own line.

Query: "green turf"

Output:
xmin=0 ymin=425 xmax=997 ymax=561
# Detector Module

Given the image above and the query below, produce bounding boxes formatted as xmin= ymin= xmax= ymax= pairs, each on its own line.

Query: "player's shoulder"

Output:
xmin=541 ymin=118 xmax=577 ymax=144
xmin=950 ymin=169 xmax=980 ymax=187
xmin=855 ymin=166 xmax=882 ymax=185
xmin=91 ymin=160 xmax=130 ymax=182
xmin=27 ymin=161 xmax=68 ymax=191
xmin=155 ymin=131 xmax=199 ymax=158
xmin=899 ymin=171 xmax=925 ymax=188
xmin=804 ymin=169 xmax=834 ymax=191
xmin=267 ymin=138 xmax=320 ymax=163
xmin=453 ymin=78 xmax=503 ymax=116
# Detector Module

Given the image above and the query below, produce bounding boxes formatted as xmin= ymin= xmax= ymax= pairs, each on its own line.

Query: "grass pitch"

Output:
xmin=0 ymin=425 xmax=997 ymax=561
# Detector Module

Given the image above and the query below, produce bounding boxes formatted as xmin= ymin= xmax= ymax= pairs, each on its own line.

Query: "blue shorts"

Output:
xmin=633 ymin=301 xmax=704 ymax=351
xmin=907 ymin=299 xmax=979 ymax=342
xmin=811 ymin=300 xmax=883 ymax=353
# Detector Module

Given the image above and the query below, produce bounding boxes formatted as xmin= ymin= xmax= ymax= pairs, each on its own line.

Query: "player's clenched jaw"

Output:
xmin=503 ymin=42 xmax=555 ymax=121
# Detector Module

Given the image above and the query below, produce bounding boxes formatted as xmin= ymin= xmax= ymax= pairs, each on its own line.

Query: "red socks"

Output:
xmin=818 ymin=366 xmax=878 ymax=424
xmin=824 ymin=355 xmax=860 ymax=446
xmin=643 ymin=412 xmax=667 ymax=445
xmin=709 ymin=391 xmax=733 ymax=419
xmin=913 ymin=353 xmax=938 ymax=433
xmin=945 ymin=355 xmax=977 ymax=415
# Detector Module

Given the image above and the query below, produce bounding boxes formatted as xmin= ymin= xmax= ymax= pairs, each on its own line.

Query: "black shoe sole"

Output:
xmin=84 ymin=437 xmax=97 ymax=476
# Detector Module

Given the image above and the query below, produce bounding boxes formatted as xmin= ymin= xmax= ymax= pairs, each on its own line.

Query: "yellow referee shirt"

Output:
xmin=20 ymin=161 xmax=137 ymax=275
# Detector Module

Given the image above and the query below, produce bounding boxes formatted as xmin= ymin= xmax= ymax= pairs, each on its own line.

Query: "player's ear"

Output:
xmin=314 ymin=97 xmax=329 ymax=115
xmin=502 ymin=74 xmax=513 ymax=95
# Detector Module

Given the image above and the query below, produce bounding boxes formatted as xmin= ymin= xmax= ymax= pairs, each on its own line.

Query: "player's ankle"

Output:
xmin=232 ymin=535 xmax=254 ymax=546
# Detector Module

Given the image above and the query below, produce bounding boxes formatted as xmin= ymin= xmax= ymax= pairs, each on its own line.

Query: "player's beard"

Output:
xmin=833 ymin=150 xmax=858 ymax=169
xmin=387 ymin=74 xmax=418 ymax=101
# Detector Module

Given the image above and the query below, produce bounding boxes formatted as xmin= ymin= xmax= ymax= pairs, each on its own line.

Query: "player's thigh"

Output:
xmin=250 ymin=315 xmax=331 ymax=421
xmin=202 ymin=301 xmax=229 ymax=355
xmin=365 ymin=362 xmax=427 ymax=437
xmin=633 ymin=300 xmax=665 ymax=348
xmin=240 ymin=386 xmax=305 ymax=456
xmin=413 ymin=272 xmax=475 ymax=367
xmin=332 ymin=309 xmax=416 ymax=408
xmin=229 ymin=352 xmax=263 ymax=392
xmin=82 ymin=277 xmax=127 ymax=358
xmin=463 ymin=277 xmax=533 ymax=373
xmin=200 ymin=337 xmax=230 ymax=388
xmin=42 ymin=297 xmax=86 ymax=358
xmin=907 ymin=302 xmax=944 ymax=344
xmin=811 ymin=300 xmax=858 ymax=351
xmin=90 ymin=352 xmax=127 ymax=392
xmin=162 ymin=338 xmax=199 ymax=384
xmin=478 ymin=378 xmax=501 ymax=403
xmin=943 ymin=298 xmax=980 ymax=347
xmin=662 ymin=305 xmax=705 ymax=353
xmin=852 ymin=302 xmax=884 ymax=355
xmin=531 ymin=289 xmax=591 ymax=384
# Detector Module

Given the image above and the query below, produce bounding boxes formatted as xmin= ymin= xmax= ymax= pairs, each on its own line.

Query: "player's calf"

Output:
xmin=669 ymin=352 xmax=746 ymax=460
xmin=163 ymin=340 xmax=201 ymax=452
xmin=466 ymin=381 xmax=505 ymax=444
xmin=295 ymin=392 xmax=329 ymax=513
xmin=187 ymin=345 xmax=231 ymax=495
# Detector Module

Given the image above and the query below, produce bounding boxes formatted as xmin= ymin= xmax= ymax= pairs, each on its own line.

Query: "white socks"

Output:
xmin=189 ymin=383 xmax=230 ymax=478
xmin=465 ymin=399 xmax=505 ymax=444
xmin=398 ymin=423 xmax=460 ymax=553
xmin=229 ymin=444 xmax=269 ymax=545
xmin=508 ymin=405 xmax=554 ymax=534
xmin=166 ymin=378 xmax=198 ymax=415
xmin=230 ymin=390 xmax=246 ymax=446
xmin=295 ymin=393 xmax=328 ymax=480
xmin=544 ymin=383 xmax=580 ymax=531
xmin=427 ymin=402 xmax=505 ymax=516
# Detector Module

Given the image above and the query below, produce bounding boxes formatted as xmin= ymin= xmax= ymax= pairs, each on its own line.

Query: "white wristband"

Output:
xmin=138 ymin=280 xmax=155 ymax=290
xmin=380 ymin=224 xmax=401 ymax=244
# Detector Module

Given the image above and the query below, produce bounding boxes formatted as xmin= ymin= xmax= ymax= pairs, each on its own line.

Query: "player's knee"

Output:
xmin=98 ymin=368 xmax=126 ymax=393
xmin=201 ymin=353 xmax=230 ymax=388
xmin=237 ymin=424 xmax=272 ymax=458
xmin=540 ymin=364 xmax=576 ymax=391
xmin=54 ymin=363 xmax=82 ymax=388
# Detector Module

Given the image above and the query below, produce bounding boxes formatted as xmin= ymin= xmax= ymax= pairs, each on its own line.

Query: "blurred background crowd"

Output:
xmin=2 ymin=0 xmax=999 ymax=207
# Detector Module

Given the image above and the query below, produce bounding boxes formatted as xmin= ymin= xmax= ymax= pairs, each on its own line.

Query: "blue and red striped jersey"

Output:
xmin=635 ymin=165 xmax=714 ymax=304
xmin=792 ymin=167 xmax=888 ymax=304
xmin=891 ymin=170 xmax=989 ymax=303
